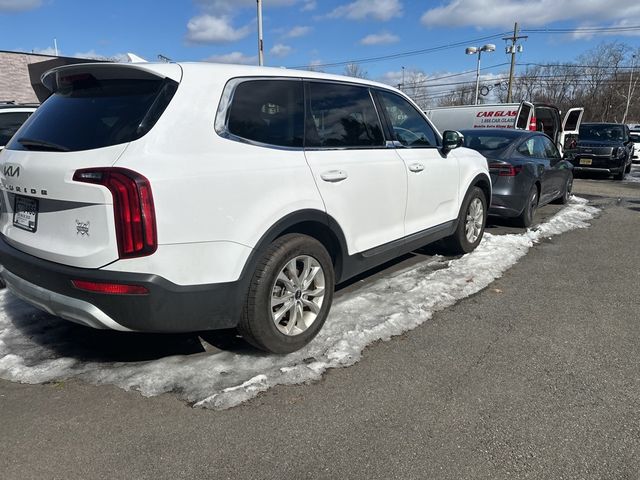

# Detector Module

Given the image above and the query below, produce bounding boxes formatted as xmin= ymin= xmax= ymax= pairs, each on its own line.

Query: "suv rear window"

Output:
xmin=7 ymin=72 xmax=177 ymax=152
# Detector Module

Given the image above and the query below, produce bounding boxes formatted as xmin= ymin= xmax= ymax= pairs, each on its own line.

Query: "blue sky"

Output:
xmin=1 ymin=0 xmax=639 ymax=90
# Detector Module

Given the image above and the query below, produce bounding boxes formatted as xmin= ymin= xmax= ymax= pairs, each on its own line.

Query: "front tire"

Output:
xmin=442 ymin=186 xmax=487 ymax=254
xmin=238 ymin=234 xmax=334 ymax=354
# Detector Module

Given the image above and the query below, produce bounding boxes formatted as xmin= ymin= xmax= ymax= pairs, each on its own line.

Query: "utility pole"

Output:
xmin=622 ymin=54 xmax=636 ymax=124
xmin=257 ymin=0 xmax=264 ymax=66
xmin=504 ymin=23 xmax=527 ymax=102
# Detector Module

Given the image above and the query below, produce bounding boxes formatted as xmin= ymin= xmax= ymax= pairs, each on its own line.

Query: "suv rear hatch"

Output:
xmin=0 ymin=63 xmax=181 ymax=268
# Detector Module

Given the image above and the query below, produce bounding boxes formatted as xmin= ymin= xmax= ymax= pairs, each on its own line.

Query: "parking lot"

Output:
xmin=0 ymin=165 xmax=637 ymax=479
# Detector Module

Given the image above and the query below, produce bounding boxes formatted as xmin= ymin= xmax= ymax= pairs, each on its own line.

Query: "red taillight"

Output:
xmin=71 ymin=279 xmax=149 ymax=295
xmin=529 ymin=116 xmax=537 ymax=131
xmin=73 ymin=168 xmax=157 ymax=258
xmin=489 ymin=163 xmax=523 ymax=176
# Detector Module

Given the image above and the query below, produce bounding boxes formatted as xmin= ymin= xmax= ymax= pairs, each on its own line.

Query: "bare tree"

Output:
xmin=343 ymin=63 xmax=368 ymax=79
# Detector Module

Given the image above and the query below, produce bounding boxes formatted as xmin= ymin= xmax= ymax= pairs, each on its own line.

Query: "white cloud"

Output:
xmin=270 ymin=43 xmax=293 ymax=57
xmin=360 ymin=32 xmax=399 ymax=45
xmin=205 ymin=51 xmax=258 ymax=65
xmin=186 ymin=14 xmax=251 ymax=44
xmin=301 ymin=0 xmax=316 ymax=11
xmin=285 ymin=25 xmax=312 ymax=38
xmin=0 ymin=0 xmax=41 ymax=12
xmin=328 ymin=0 xmax=403 ymax=21
xmin=421 ymin=0 xmax=640 ymax=29
xmin=572 ymin=19 xmax=640 ymax=40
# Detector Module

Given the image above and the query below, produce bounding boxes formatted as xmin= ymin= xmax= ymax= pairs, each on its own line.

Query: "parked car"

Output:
xmin=0 ymin=62 xmax=491 ymax=353
xmin=460 ymin=129 xmax=573 ymax=227
xmin=567 ymin=123 xmax=634 ymax=180
xmin=630 ymin=132 xmax=639 ymax=161
xmin=425 ymin=102 xmax=584 ymax=156
xmin=0 ymin=103 xmax=38 ymax=150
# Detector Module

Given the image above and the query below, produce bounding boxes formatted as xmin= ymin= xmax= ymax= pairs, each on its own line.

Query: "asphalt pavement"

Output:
xmin=1 ymin=174 xmax=639 ymax=480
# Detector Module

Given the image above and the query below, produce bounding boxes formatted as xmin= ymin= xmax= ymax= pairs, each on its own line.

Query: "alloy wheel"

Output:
xmin=465 ymin=197 xmax=484 ymax=244
xmin=270 ymin=255 xmax=326 ymax=336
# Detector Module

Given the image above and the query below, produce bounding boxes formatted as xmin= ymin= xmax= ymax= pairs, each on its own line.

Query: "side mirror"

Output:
xmin=442 ymin=130 xmax=463 ymax=155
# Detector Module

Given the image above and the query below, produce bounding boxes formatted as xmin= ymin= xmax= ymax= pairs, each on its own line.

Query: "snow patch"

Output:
xmin=0 ymin=197 xmax=599 ymax=409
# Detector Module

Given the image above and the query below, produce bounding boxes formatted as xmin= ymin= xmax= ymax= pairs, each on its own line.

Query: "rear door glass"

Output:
xmin=7 ymin=73 xmax=177 ymax=152
xmin=305 ymin=82 xmax=383 ymax=148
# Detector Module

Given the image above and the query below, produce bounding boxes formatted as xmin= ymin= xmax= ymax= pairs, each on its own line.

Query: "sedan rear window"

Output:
xmin=7 ymin=73 xmax=178 ymax=152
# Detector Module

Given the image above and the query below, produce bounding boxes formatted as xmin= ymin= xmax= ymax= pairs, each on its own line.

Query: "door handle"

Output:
xmin=408 ymin=163 xmax=425 ymax=173
xmin=320 ymin=170 xmax=348 ymax=183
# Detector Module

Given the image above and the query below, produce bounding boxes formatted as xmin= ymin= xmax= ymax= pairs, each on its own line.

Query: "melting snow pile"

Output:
xmin=0 ymin=197 xmax=599 ymax=409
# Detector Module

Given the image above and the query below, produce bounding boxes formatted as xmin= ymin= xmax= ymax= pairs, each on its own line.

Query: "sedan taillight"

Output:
xmin=489 ymin=163 xmax=523 ymax=176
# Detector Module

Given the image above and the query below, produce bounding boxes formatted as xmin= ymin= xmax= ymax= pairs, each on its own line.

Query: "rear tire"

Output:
xmin=238 ymin=234 xmax=334 ymax=354
xmin=442 ymin=186 xmax=487 ymax=254
xmin=516 ymin=185 xmax=538 ymax=227
xmin=552 ymin=174 xmax=573 ymax=205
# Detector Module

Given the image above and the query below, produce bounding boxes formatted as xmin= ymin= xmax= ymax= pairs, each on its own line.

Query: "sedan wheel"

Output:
xmin=517 ymin=185 xmax=538 ymax=228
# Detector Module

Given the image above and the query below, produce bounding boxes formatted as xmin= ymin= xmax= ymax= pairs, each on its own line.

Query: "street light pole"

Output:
xmin=257 ymin=0 xmax=264 ymax=66
xmin=466 ymin=44 xmax=495 ymax=105
xmin=622 ymin=54 xmax=636 ymax=125
xmin=474 ymin=49 xmax=483 ymax=105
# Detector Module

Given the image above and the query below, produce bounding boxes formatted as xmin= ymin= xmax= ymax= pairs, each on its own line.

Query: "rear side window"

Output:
xmin=227 ymin=79 xmax=304 ymax=148
xmin=0 ymin=111 xmax=32 ymax=146
xmin=7 ymin=72 xmax=177 ymax=152
xmin=305 ymin=82 xmax=383 ymax=148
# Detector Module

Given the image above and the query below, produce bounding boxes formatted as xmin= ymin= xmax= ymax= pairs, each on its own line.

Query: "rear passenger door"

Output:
xmin=517 ymin=135 xmax=557 ymax=203
xmin=375 ymin=89 xmax=459 ymax=235
xmin=303 ymin=81 xmax=407 ymax=254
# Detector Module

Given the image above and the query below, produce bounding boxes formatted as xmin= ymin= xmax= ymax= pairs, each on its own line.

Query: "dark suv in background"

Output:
xmin=568 ymin=123 xmax=634 ymax=180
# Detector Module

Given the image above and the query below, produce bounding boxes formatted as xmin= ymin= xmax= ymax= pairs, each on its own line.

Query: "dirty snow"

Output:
xmin=0 ymin=197 xmax=599 ymax=409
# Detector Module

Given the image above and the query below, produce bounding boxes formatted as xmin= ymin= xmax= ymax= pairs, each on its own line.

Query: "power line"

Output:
xmin=518 ymin=62 xmax=637 ymax=70
xmin=399 ymin=62 xmax=510 ymax=88
xmin=522 ymin=25 xmax=640 ymax=34
xmin=288 ymin=31 xmax=510 ymax=69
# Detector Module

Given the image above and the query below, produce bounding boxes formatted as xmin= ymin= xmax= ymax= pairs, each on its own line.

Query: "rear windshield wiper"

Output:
xmin=17 ymin=137 xmax=70 ymax=152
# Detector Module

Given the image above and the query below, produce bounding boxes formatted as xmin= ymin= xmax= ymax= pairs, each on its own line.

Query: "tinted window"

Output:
xmin=517 ymin=136 xmax=546 ymax=158
xmin=7 ymin=74 xmax=177 ymax=152
xmin=579 ymin=124 xmax=625 ymax=142
xmin=540 ymin=135 xmax=560 ymax=159
xmin=227 ymin=79 xmax=304 ymax=147
xmin=377 ymin=90 xmax=437 ymax=147
xmin=462 ymin=132 xmax=513 ymax=154
xmin=0 ymin=112 xmax=32 ymax=146
xmin=306 ymin=82 xmax=383 ymax=148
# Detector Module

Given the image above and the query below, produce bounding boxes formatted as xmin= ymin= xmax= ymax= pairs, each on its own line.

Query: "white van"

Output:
xmin=0 ymin=62 xmax=490 ymax=353
xmin=425 ymin=102 xmax=584 ymax=156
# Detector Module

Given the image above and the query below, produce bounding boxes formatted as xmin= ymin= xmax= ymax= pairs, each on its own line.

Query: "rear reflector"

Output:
xmin=73 ymin=167 xmax=157 ymax=258
xmin=72 ymin=279 xmax=149 ymax=295
xmin=489 ymin=163 xmax=523 ymax=176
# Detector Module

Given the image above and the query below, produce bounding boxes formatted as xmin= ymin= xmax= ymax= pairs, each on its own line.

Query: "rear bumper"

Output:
xmin=0 ymin=236 xmax=245 ymax=332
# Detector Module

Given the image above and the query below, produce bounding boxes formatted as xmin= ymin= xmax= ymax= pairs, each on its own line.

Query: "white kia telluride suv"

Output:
xmin=0 ymin=62 xmax=490 ymax=353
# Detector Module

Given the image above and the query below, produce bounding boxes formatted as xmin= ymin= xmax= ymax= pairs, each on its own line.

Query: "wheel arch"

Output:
xmin=239 ymin=209 xmax=349 ymax=287
xmin=468 ymin=173 xmax=492 ymax=208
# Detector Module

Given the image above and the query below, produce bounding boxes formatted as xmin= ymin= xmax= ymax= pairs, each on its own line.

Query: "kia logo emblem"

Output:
xmin=3 ymin=165 xmax=20 ymax=177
